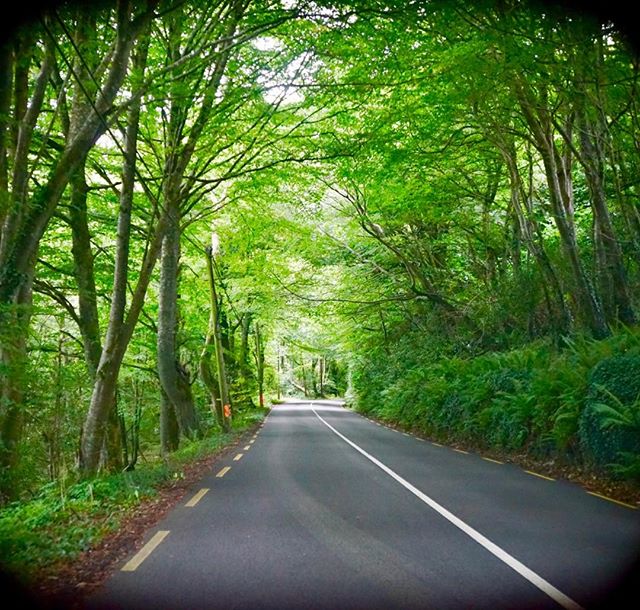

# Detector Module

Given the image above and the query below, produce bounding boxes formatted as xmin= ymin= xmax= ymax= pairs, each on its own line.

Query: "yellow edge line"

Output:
xmin=482 ymin=457 xmax=504 ymax=464
xmin=121 ymin=530 xmax=169 ymax=572
xmin=587 ymin=491 xmax=637 ymax=510
xmin=525 ymin=470 xmax=555 ymax=481
xmin=216 ymin=466 xmax=231 ymax=478
xmin=234 ymin=453 xmax=243 ymax=461
xmin=185 ymin=488 xmax=209 ymax=507
xmin=453 ymin=448 xmax=469 ymax=455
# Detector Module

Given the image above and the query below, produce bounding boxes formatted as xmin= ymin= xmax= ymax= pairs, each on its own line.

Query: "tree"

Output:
xmin=1 ymin=0 xmax=157 ymax=495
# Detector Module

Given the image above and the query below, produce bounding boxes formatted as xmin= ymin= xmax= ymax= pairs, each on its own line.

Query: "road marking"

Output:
xmin=312 ymin=408 xmax=583 ymax=610
xmin=417 ymin=438 xmax=425 ymax=442
xmin=432 ymin=442 xmax=443 ymax=447
xmin=483 ymin=457 xmax=504 ymax=465
xmin=453 ymin=448 xmax=469 ymax=455
xmin=185 ymin=488 xmax=209 ymax=507
xmin=216 ymin=466 xmax=231 ymax=477
xmin=525 ymin=470 xmax=555 ymax=482
xmin=234 ymin=453 xmax=243 ymax=461
xmin=121 ymin=531 xmax=169 ymax=572
xmin=587 ymin=491 xmax=637 ymax=510
xmin=402 ymin=432 xmax=411 ymax=437
xmin=249 ymin=440 xmax=255 ymax=444
xmin=243 ymin=445 xmax=251 ymax=450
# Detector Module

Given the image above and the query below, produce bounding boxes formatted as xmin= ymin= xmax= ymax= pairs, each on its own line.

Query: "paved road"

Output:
xmin=88 ymin=400 xmax=640 ymax=610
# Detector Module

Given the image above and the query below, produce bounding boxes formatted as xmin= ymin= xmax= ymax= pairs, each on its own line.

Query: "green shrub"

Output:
xmin=0 ymin=469 xmax=166 ymax=577
xmin=352 ymin=328 xmax=640 ymax=466
xmin=580 ymin=355 xmax=640 ymax=471
xmin=476 ymin=385 xmax=535 ymax=449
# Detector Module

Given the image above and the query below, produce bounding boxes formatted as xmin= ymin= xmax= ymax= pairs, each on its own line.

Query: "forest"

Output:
xmin=1 ymin=0 xmax=640 ymax=580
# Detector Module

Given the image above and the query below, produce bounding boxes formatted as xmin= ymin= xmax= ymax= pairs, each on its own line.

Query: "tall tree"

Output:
xmin=79 ymin=29 xmax=154 ymax=474
xmin=155 ymin=0 xmax=248 ymax=444
xmin=1 ymin=0 xmax=156 ymax=494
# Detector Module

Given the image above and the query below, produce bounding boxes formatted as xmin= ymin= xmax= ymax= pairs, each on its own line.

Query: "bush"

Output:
xmin=351 ymin=327 xmax=640 ymax=472
xmin=580 ymin=355 xmax=640 ymax=470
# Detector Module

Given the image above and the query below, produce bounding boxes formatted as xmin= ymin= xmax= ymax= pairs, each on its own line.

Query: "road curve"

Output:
xmin=87 ymin=400 xmax=640 ymax=610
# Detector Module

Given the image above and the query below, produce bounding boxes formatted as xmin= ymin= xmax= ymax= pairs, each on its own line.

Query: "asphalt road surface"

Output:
xmin=87 ymin=400 xmax=640 ymax=610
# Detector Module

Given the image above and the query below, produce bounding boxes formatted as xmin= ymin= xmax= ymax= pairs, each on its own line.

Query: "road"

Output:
xmin=87 ymin=400 xmax=640 ymax=610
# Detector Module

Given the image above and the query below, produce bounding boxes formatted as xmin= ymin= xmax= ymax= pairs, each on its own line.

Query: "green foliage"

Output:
xmin=580 ymin=356 xmax=640 ymax=472
xmin=352 ymin=328 xmax=640 ymax=475
xmin=0 ymin=471 xmax=162 ymax=577
xmin=2 ymin=0 xmax=640 ymax=514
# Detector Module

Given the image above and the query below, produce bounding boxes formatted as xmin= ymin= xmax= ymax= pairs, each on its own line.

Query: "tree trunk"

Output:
xmin=513 ymin=81 xmax=609 ymax=338
xmin=239 ymin=313 xmax=252 ymax=382
xmin=81 ymin=216 xmax=165 ymax=475
xmin=576 ymin=108 xmax=636 ymax=326
xmin=80 ymin=34 xmax=158 ymax=475
xmin=0 ymin=278 xmax=31 ymax=499
xmin=153 ymin=0 xmax=245 ymax=438
xmin=3 ymin=5 xmax=154 ymax=480
xmin=499 ymin=139 xmax=572 ymax=336
xmin=567 ymin=30 xmax=636 ymax=326
xmin=542 ymin=146 xmax=608 ymax=338
xmin=160 ymin=387 xmax=180 ymax=455
xmin=593 ymin=216 xmax=614 ymax=319
xmin=157 ymin=201 xmax=200 ymax=441
xmin=255 ymin=323 xmax=265 ymax=408
xmin=82 ymin=364 xmax=119 ymax=474
xmin=206 ymin=249 xmax=231 ymax=432
xmin=0 ymin=40 xmax=12 ymax=226
xmin=70 ymin=157 xmax=125 ymax=469
xmin=301 ymin=360 xmax=308 ymax=397
xmin=200 ymin=318 xmax=223 ymax=425
xmin=103 ymin=393 xmax=124 ymax=471
xmin=610 ymin=145 xmax=640 ymax=261
xmin=311 ymin=358 xmax=318 ymax=397
xmin=69 ymin=157 xmax=102 ymax=377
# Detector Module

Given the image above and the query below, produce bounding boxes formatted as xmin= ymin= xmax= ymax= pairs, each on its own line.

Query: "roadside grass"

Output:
xmin=0 ymin=408 xmax=267 ymax=580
